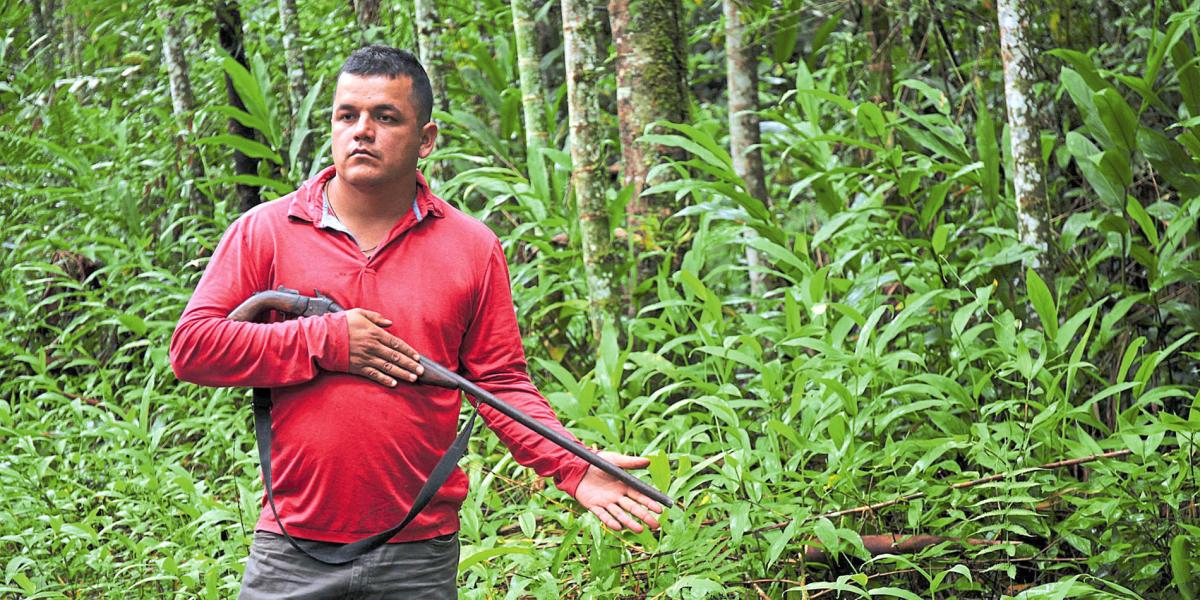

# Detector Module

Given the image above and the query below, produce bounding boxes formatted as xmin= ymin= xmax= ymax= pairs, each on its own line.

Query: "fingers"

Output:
xmin=358 ymin=309 xmax=392 ymax=328
xmin=377 ymin=331 xmax=422 ymax=363
xmin=626 ymin=488 xmax=664 ymax=514
xmin=359 ymin=365 xmax=398 ymax=388
xmin=619 ymin=496 xmax=660 ymax=530
xmin=607 ymin=501 xmax=644 ymax=533
xmin=345 ymin=308 xmax=425 ymax=386
xmin=597 ymin=450 xmax=651 ymax=469
xmin=588 ymin=505 xmax=622 ymax=531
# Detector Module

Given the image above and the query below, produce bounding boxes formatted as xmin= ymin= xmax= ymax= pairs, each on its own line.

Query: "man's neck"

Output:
xmin=326 ymin=174 xmax=415 ymax=225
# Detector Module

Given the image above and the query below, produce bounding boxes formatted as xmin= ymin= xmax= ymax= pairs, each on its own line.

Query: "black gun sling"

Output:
xmin=251 ymin=387 xmax=478 ymax=565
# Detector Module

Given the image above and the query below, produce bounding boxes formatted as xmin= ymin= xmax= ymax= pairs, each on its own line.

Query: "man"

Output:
xmin=169 ymin=46 xmax=663 ymax=598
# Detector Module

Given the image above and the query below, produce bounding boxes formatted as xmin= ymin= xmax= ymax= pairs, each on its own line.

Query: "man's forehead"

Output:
xmin=333 ymin=73 xmax=412 ymax=102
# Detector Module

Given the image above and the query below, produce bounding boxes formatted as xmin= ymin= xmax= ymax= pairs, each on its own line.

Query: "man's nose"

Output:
xmin=352 ymin=114 xmax=374 ymax=139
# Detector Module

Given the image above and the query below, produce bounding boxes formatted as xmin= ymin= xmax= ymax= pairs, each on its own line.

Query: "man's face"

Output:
xmin=330 ymin=73 xmax=437 ymax=189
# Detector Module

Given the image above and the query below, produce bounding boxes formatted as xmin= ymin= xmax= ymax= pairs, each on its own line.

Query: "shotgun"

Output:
xmin=228 ymin=288 xmax=674 ymax=560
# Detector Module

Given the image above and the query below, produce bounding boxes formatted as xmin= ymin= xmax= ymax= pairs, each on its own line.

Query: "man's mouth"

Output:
xmin=349 ymin=148 xmax=377 ymax=158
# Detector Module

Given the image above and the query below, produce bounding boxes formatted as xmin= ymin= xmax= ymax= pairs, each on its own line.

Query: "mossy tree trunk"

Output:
xmin=998 ymin=0 xmax=1054 ymax=278
xmin=512 ymin=0 xmax=549 ymax=165
xmin=562 ymin=0 xmax=618 ymax=341
xmin=29 ymin=0 xmax=57 ymax=70
xmin=352 ymin=0 xmax=380 ymax=30
xmin=607 ymin=0 xmax=689 ymax=249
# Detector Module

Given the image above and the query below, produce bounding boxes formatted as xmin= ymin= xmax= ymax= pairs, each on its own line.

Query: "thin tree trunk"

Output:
xmin=723 ymin=0 xmax=768 ymax=298
xmin=161 ymin=8 xmax=196 ymax=117
xmin=216 ymin=0 xmax=261 ymax=213
xmin=998 ymin=0 xmax=1053 ymax=275
xmin=863 ymin=0 xmax=892 ymax=105
xmin=353 ymin=0 xmax=381 ymax=30
xmin=414 ymin=0 xmax=449 ymax=183
xmin=608 ymin=0 xmax=689 ymax=252
xmin=535 ymin=0 xmax=564 ymax=114
xmin=63 ymin=8 xmax=80 ymax=74
xmin=279 ymin=0 xmax=312 ymax=175
xmin=28 ymin=0 xmax=57 ymax=69
xmin=513 ymin=0 xmax=549 ymax=162
xmin=160 ymin=6 xmax=206 ymax=211
xmin=563 ymin=0 xmax=619 ymax=340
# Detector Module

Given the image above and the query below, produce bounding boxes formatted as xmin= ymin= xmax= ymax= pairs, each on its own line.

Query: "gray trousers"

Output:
xmin=238 ymin=531 xmax=459 ymax=599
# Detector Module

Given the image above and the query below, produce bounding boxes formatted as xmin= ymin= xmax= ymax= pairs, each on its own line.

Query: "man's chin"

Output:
xmin=335 ymin=167 xmax=390 ymax=188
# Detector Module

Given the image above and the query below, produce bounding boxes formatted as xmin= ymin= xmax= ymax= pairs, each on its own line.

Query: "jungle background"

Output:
xmin=2 ymin=0 xmax=1200 ymax=597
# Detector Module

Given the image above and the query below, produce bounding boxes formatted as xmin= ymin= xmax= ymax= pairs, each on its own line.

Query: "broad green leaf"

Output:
xmin=1125 ymin=196 xmax=1159 ymax=248
xmin=197 ymin=134 xmax=282 ymax=164
xmin=1093 ymin=88 xmax=1138 ymax=153
xmin=457 ymin=546 xmax=533 ymax=574
xmin=1025 ymin=267 xmax=1057 ymax=340
xmin=855 ymin=102 xmax=887 ymax=138
xmin=1168 ymin=534 xmax=1193 ymax=596
xmin=932 ymin=223 xmax=952 ymax=255
xmin=1066 ymin=131 xmax=1124 ymax=207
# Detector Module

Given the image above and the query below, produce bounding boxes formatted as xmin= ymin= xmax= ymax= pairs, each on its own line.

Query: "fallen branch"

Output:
xmin=801 ymin=534 xmax=1011 ymax=564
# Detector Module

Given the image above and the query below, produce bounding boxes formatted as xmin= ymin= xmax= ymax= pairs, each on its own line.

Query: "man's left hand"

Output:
xmin=572 ymin=451 xmax=664 ymax=533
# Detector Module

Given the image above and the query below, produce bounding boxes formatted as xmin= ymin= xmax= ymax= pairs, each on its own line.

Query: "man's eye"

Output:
xmin=378 ymin=115 xmax=395 ymax=123
xmin=338 ymin=114 xmax=355 ymax=121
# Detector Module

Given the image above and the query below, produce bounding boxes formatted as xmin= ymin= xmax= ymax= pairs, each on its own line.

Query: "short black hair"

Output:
xmin=338 ymin=45 xmax=434 ymax=124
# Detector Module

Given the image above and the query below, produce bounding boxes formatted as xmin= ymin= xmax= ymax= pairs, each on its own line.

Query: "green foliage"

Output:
xmin=2 ymin=0 xmax=1199 ymax=598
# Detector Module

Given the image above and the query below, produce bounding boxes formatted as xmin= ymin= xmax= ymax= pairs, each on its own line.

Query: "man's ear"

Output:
xmin=418 ymin=121 xmax=438 ymax=159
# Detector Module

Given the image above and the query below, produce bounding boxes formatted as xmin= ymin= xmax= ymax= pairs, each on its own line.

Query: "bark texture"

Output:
xmin=352 ymin=0 xmax=381 ymax=29
xmin=863 ymin=0 xmax=893 ymax=105
xmin=563 ymin=0 xmax=619 ymax=340
xmin=998 ymin=0 xmax=1053 ymax=274
xmin=512 ymin=0 xmax=549 ymax=160
xmin=160 ymin=7 xmax=206 ymax=210
xmin=414 ymin=0 xmax=449 ymax=183
xmin=279 ymin=0 xmax=311 ymax=172
xmin=160 ymin=8 xmax=196 ymax=117
xmin=29 ymin=0 xmax=58 ymax=69
xmin=608 ymin=0 xmax=689 ymax=223
xmin=216 ymin=0 xmax=262 ymax=213
xmin=723 ymin=0 xmax=768 ymax=297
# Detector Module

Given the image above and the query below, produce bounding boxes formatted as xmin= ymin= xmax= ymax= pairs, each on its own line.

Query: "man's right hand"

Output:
xmin=343 ymin=308 xmax=424 ymax=387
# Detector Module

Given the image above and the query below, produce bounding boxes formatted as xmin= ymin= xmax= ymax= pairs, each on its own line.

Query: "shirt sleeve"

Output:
xmin=457 ymin=240 xmax=591 ymax=496
xmin=169 ymin=212 xmax=350 ymax=388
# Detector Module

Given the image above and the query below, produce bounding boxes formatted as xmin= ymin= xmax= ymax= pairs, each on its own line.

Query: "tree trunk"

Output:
xmin=724 ymin=0 xmax=768 ymax=298
xmin=535 ymin=0 xmax=564 ymax=111
xmin=512 ymin=0 xmax=549 ymax=163
xmin=563 ymin=0 xmax=619 ymax=340
xmin=997 ymin=0 xmax=1053 ymax=275
xmin=353 ymin=0 xmax=381 ymax=29
xmin=608 ymin=0 xmax=689 ymax=249
xmin=160 ymin=6 xmax=206 ymax=211
xmin=863 ymin=0 xmax=893 ymax=105
xmin=414 ymin=0 xmax=449 ymax=184
xmin=279 ymin=0 xmax=312 ymax=175
xmin=216 ymin=0 xmax=262 ymax=213
xmin=161 ymin=8 xmax=196 ymax=117
xmin=28 ymin=0 xmax=57 ymax=69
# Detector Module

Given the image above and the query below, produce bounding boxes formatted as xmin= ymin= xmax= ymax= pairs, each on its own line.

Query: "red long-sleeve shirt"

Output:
xmin=170 ymin=166 xmax=589 ymax=543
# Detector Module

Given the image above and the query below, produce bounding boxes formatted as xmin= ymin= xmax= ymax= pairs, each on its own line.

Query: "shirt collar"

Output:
xmin=321 ymin=178 xmax=423 ymax=234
